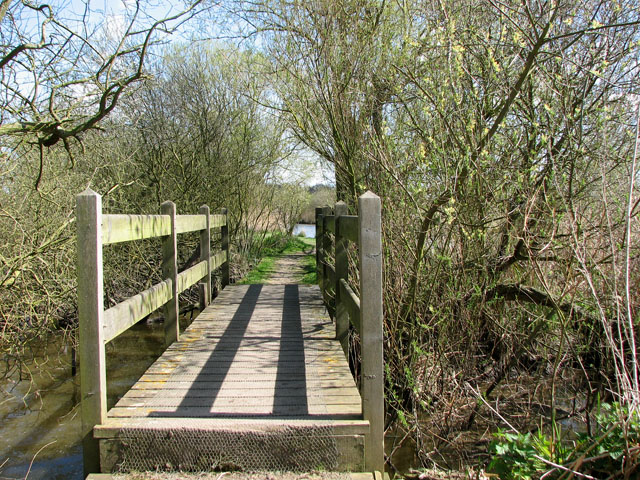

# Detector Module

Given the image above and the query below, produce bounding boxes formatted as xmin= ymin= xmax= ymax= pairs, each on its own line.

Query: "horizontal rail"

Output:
xmin=175 ymin=215 xmax=207 ymax=235
xmin=102 ymin=279 xmax=173 ymax=344
xmin=210 ymin=249 xmax=227 ymax=270
xmin=210 ymin=214 xmax=226 ymax=228
xmin=339 ymin=279 xmax=361 ymax=334
xmin=337 ymin=215 xmax=358 ymax=243
xmin=103 ymin=213 xmax=227 ymax=245
xmin=102 ymin=214 xmax=170 ymax=245
xmin=177 ymin=260 xmax=208 ymax=295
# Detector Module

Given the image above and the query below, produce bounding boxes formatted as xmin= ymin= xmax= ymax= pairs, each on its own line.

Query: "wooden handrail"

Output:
xmin=315 ymin=191 xmax=384 ymax=472
xmin=76 ymin=188 xmax=230 ymax=475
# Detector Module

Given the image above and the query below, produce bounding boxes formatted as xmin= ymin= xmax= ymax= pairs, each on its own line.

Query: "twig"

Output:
xmin=536 ymin=455 xmax=596 ymax=480
xmin=24 ymin=441 xmax=56 ymax=479
xmin=465 ymin=382 xmax=519 ymax=434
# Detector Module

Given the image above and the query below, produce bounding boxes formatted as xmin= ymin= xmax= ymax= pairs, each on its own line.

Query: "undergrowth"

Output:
xmin=488 ymin=402 xmax=640 ymax=479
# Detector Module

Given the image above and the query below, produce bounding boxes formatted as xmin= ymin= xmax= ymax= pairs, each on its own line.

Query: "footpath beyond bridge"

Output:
xmin=76 ymin=191 xmax=384 ymax=478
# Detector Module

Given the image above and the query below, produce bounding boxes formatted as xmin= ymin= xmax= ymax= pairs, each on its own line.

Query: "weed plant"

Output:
xmin=488 ymin=403 xmax=640 ymax=479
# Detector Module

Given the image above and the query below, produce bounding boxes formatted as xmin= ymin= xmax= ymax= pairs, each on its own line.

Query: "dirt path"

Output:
xmin=263 ymin=247 xmax=315 ymax=284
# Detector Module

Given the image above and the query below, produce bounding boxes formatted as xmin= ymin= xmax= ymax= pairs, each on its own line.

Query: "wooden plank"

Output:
xmin=95 ymin=417 xmax=369 ymax=437
xmin=220 ymin=207 xmax=230 ymax=287
xmin=334 ymin=201 xmax=349 ymax=355
xmin=151 ymin=353 xmax=346 ymax=365
xmin=160 ymin=338 xmax=342 ymax=349
xmin=338 ymin=215 xmax=358 ymax=243
xmin=115 ymin=395 xmax=362 ymax=408
xmin=175 ymin=214 xmax=206 ymax=235
xmin=358 ymin=191 xmax=384 ymax=472
xmin=131 ymin=378 xmax=359 ymax=390
xmin=101 ymin=214 xmax=170 ymax=245
xmin=121 ymin=387 xmax=360 ymax=399
xmin=151 ymin=354 xmax=346 ymax=366
xmin=138 ymin=370 xmax=355 ymax=380
xmin=144 ymin=364 xmax=353 ymax=375
xmin=340 ymin=279 xmax=361 ymax=334
xmin=210 ymin=249 xmax=227 ymax=271
xmin=103 ymin=279 xmax=172 ymax=344
xmin=155 ymin=343 xmax=344 ymax=355
xmin=321 ymin=206 xmax=332 ymax=298
xmin=161 ymin=201 xmax=179 ymax=346
xmin=77 ymin=189 xmax=107 ymax=476
xmin=107 ymin=403 xmax=362 ymax=417
xmin=315 ymin=207 xmax=323 ymax=280
xmin=210 ymin=214 xmax=226 ymax=228
xmin=176 ymin=260 xmax=208 ymax=295
xmin=199 ymin=205 xmax=211 ymax=309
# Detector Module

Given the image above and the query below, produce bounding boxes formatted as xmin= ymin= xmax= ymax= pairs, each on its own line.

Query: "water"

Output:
xmin=0 ymin=313 xmax=186 ymax=479
xmin=292 ymin=223 xmax=316 ymax=238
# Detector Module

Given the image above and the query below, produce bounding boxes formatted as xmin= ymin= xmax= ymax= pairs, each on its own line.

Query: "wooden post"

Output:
xmin=321 ymin=205 xmax=332 ymax=300
xmin=316 ymin=207 xmax=324 ymax=288
xmin=358 ymin=191 xmax=384 ymax=472
xmin=315 ymin=207 xmax=323 ymax=281
xmin=334 ymin=201 xmax=349 ymax=354
xmin=221 ymin=207 xmax=230 ymax=288
xmin=161 ymin=201 xmax=179 ymax=345
xmin=199 ymin=205 xmax=211 ymax=310
xmin=77 ymin=189 xmax=106 ymax=476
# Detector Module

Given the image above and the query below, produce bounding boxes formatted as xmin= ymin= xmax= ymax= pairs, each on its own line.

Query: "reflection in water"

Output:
xmin=0 ymin=313 xmax=190 ymax=479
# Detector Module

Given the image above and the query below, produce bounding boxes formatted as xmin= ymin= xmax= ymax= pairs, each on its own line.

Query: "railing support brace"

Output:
xmin=221 ymin=207 xmax=230 ymax=288
xmin=77 ymin=189 xmax=106 ymax=476
xmin=334 ymin=201 xmax=349 ymax=354
xmin=321 ymin=205 xmax=332 ymax=305
xmin=161 ymin=201 xmax=179 ymax=345
xmin=315 ymin=207 xmax=323 ymax=281
xmin=199 ymin=205 xmax=211 ymax=309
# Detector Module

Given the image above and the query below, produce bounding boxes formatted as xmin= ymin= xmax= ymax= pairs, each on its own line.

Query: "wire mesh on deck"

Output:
xmin=111 ymin=424 xmax=347 ymax=473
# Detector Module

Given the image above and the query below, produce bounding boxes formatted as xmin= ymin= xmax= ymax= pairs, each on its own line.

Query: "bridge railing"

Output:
xmin=76 ymin=189 xmax=229 ymax=474
xmin=315 ymin=191 xmax=384 ymax=472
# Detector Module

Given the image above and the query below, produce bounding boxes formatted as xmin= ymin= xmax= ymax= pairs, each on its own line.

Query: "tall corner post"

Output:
xmin=358 ymin=191 xmax=384 ymax=472
xmin=199 ymin=205 xmax=211 ymax=310
xmin=161 ymin=201 xmax=179 ymax=346
xmin=315 ymin=207 xmax=323 ymax=285
xmin=334 ymin=201 xmax=349 ymax=354
xmin=76 ymin=189 xmax=107 ymax=476
xmin=221 ymin=207 xmax=230 ymax=288
xmin=321 ymin=205 xmax=332 ymax=300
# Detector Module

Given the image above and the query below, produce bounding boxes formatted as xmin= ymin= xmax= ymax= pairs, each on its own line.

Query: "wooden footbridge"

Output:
xmin=77 ymin=191 xmax=384 ymax=478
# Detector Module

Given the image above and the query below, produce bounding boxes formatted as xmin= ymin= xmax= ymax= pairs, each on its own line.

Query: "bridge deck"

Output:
xmin=94 ymin=284 xmax=367 ymax=472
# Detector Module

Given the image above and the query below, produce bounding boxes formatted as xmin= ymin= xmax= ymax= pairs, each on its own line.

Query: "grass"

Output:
xmin=238 ymin=234 xmax=316 ymax=285
xmin=300 ymin=253 xmax=317 ymax=284
xmin=240 ymin=255 xmax=277 ymax=284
